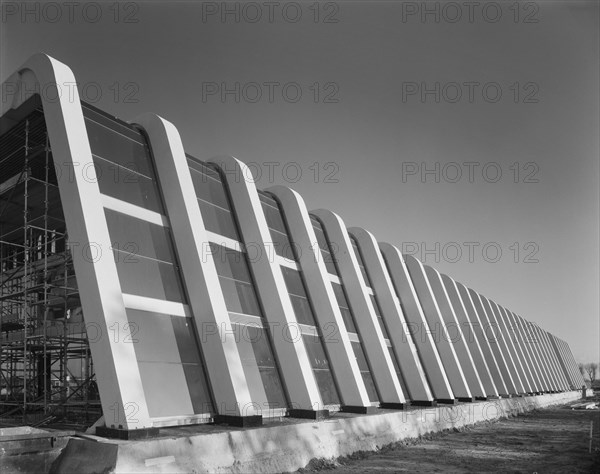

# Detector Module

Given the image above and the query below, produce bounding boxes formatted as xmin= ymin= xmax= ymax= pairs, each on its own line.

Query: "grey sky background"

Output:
xmin=2 ymin=1 xmax=598 ymax=364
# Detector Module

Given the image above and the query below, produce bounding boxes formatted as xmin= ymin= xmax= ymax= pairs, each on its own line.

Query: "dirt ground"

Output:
xmin=300 ymin=398 xmax=600 ymax=473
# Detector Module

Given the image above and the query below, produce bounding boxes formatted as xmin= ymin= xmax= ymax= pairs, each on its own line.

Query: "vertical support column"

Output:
xmin=442 ymin=276 xmax=497 ymax=398
xmin=311 ymin=210 xmax=404 ymax=406
xmin=379 ymin=244 xmax=454 ymax=402
xmin=503 ymin=309 xmax=544 ymax=393
xmin=424 ymin=266 xmax=485 ymax=400
xmin=133 ymin=116 xmax=259 ymax=423
xmin=266 ymin=186 xmax=372 ymax=411
xmin=404 ymin=255 xmax=471 ymax=401
xmin=210 ymin=156 xmax=324 ymax=414
xmin=488 ymin=301 xmax=528 ymax=394
xmin=475 ymin=293 xmax=519 ymax=395
xmin=349 ymin=227 xmax=434 ymax=405
xmin=3 ymin=54 xmax=151 ymax=430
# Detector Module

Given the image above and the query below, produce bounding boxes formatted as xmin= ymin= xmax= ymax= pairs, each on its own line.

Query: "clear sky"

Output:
xmin=2 ymin=1 xmax=598 ymax=364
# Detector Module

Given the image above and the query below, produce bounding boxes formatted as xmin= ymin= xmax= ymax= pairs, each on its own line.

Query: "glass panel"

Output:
xmin=270 ymin=230 xmax=296 ymax=260
xmin=93 ymin=155 xmax=164 ymax=212
xmin=138 ymin=362 xmax=195 ymax=417
xmin=82 ymin=102 xmax=144 ymax=142
xmin=105 ymin=208 xmax=177 ymax=263
xmin=259 ymin=193 xmax=296 ymax=260
xmin=314 ymin=370 xmax=340 ymax=406
xmin=388 ymin=346 xmax=410 ymax=400
xmin=219 ymin=277 xmax=262 ymax=316
xmin=361 ymin=372 xmax=379 ymax=402
xmin=351 ymin=237 xmax=372 ymax=287
xmin=210 ymin=243 xmax=252 ymax=282
xmin=281 ymin=267 xmax=316 ymax=325
xmin=189 ymin=164 xmax=231 ymax=210
xmin=370 ymin=294 xmax=389 ymax=339
xmin=171 ymin=316 xmax=203 ymax=364
xmin=351 ymin=341 xmax=379 ymax=402
xmin=310 ymin=216 xmax=338 ymax=276
xmin=125 ymin=309 xmax=214 ymax=415
xmin=188 ymin=158 xmax=240 ymax=240
xmin=197 ymin=199 xmax=240 ymax=241
xmin=232 ymin=324 xmax=287 ymax=409
xmin=113 ymin=251 xmax=185 ymax=302
xmin=125 ymin=309 xmax=180 ymax=363
xmin=84 ymin=116 xmax=153 ymax=177
xmin=259 ymin=193 xmax=287 ymax=233
xmin=210 ymin=244 xmax=263 ymax=316
xmin=182 ymin=363 xmax=214 ymax=414
xmin=331 ymin=282 xmax=357 ymax=333
xmin=302 ymin=334 xmax=340 ymax=405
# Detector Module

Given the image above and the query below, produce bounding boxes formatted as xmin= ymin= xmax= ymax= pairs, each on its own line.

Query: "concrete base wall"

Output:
xmin=52 ymin=391 xmax=583 ymax=474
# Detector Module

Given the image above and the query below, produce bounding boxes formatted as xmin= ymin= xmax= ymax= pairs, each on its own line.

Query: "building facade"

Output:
xmin=0 ymin=54 xmax=585 ymax=435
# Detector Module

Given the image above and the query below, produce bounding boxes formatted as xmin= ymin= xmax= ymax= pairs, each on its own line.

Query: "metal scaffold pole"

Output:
xmin=0 ymin=106 xmax=100 ymax=429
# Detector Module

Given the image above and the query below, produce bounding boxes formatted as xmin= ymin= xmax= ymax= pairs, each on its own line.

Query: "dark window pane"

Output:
xmin=210 ymin=244 xmax=263 ymax=317
xmin=124 ymin=309 xmax=214 ymax=415
xmin=332 ymin=283 xmax=357 ymax=332
xmin=233 ymin=325 xmax=287 ymax=409
xmin=259 ymin=367 xmax=288 ymax=409
xmin=189 ymin=165 xmax=231 ymax=210
xmin=83 ymin=103 xmax=143 ymax=142
xmin=350 ymin=342 xmax=378 ymax=402
xmin=270 ymin=230 xmax=296 ymax=260
xmin=171 ymin=316 xmax=202 ymax=364
xmin=351 ymin=238 xmax=372 ymax=287
xmin=105 ymin=208 xmax=177 ymax=263
xmin=85 ymin=117 xmax=153 ymax=177
xmin=281 ymin=267 xmax=306 ymax=297
xmin=198 ymin=199 xmax=239 ymax=241
xmin=219 ymin=277 xmax=262 ymax=316
xmin=388 ymin=346 xmax=409 ymax=400
xmin=182 ymin=363 xmax=214 ymax=414
xmin=288 ymin=294 xmax=316 ymax=326
xmin=310 ymin=217 xmax=339 ymax=276
xmin=369 ymin=295 xmax=389 ymax=339
xmin=281 ymin=267 xmax=316 ymax=325
xmin=351 ymin=341 xmax=369 ymax=372
xmin=259 ymin=194 xmax=287 ymax=234
xmin=303 ymin=335 xmax=331 ymax=370
xmin=259 ymin=193 xmax=296 ymax=260
xmin=313 ymin=370 xmax=340 ymax=406
xmin=361 ymin=372 xmax=379 ymax=402
xmin=93 ymin=155 xmax=164 ymax=212
xmin=114 ymin=251 xmax=185 ymax=302
xmin=210 ymin=244 xmax=252 ymax=283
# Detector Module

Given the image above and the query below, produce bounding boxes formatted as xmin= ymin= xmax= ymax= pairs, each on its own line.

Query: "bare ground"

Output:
xmin=299 ymin=399 xmax=600 ymax=473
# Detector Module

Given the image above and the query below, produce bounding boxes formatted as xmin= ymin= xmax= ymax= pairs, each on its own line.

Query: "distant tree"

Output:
xmin=584 ymin=363 xmax=598 ymax=383
xmin=579 ymin=363 xmax=585 ymax=376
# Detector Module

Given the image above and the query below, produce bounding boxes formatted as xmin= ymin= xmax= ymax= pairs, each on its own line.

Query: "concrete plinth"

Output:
xmin=51 ymin=391 xmax=583 ymax=474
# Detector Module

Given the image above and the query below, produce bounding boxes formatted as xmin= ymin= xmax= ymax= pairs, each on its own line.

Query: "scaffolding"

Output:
xmin=0 ymin=106 xmax=100 ymax=428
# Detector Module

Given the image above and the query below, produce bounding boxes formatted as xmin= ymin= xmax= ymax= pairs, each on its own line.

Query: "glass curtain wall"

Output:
xmin=349 ymin=237 xmax=410 ymax=399
xmin=187 ymin=157 xmax=288 ymax=413
xmin=309 ymin=216 xmax=379 ymax=403
xmin=259 ymin=192 xmax=340 ymax=407
xmin=83 ymin=102 xmax=213 ymax=419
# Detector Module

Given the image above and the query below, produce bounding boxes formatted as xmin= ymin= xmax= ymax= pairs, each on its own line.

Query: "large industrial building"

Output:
xmin=0 ymin=54 xmax=585 ymax=437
